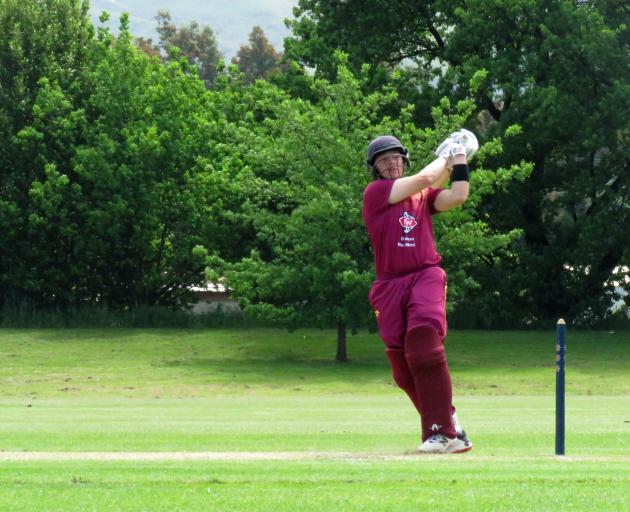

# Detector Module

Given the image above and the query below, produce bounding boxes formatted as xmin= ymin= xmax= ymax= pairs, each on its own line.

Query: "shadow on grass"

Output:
xmin=154 ymin=355 xmax=391 ymax=388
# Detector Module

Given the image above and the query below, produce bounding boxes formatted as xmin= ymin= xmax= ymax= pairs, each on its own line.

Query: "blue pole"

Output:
xmin=555 ymin=319 xmax=566 ymax=455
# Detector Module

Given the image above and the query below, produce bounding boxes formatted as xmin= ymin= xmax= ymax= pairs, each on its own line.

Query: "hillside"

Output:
xmin=90 ymin=0 xmax=297 ymax=59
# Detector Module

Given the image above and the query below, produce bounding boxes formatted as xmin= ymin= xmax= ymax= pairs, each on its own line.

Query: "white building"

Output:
xmin=189 ymin=282 xmax=241 ymax=315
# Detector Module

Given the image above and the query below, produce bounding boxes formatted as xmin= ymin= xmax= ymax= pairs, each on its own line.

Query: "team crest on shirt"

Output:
xmin=399 ymin=211 xmax=418 ymax=233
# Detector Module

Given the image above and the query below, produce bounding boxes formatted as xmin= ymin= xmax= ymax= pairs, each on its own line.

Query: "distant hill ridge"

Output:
xmin=90 ymin=0 xmax=297 ymax=59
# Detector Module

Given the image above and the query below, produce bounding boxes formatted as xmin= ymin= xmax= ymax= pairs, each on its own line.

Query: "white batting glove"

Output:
xmin=434 ymin=137 xmax=453 ymax=159
xmin=435 ymin=140 xmax=465 ymax=168
xmin=450 ymin=129 xmax=479 ymax=161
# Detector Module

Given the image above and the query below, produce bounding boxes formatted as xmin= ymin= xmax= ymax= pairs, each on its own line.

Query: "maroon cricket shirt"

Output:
xmin=362 ymin=179 xmax=443 ymax=279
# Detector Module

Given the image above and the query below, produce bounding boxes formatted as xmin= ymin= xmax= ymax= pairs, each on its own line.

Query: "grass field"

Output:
xmin=0 ymin=328 xmax=628 ymax=511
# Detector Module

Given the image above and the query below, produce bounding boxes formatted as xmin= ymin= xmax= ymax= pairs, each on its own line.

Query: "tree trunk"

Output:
xmin=336 ymin=318 xmax=348 ymax=362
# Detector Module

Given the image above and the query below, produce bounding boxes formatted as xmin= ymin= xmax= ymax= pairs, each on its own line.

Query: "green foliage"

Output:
xmin=0 ymin=302 xmax=250 ymax=328
xmin=0 ymin=3 xmax=240 ymax=309
xmin=24 ymin=23 xmax=211 ymax=306
xmin=285 ymin=0 xmax=448 ymax=80
xmin=286 ymin=0 xmax=630 ymax=326
xmin=6 ymin=0 xmax=607 ymax=333
xmin=0 ymin=0 xmax=93 ymax=306
xmin=207 ymin=54 xmax=530 ymax=333
xmin=442 ymin=0 xmax=630 ymax=326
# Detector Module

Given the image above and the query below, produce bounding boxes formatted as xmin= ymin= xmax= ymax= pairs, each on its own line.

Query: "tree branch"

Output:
xmin=486 ymin=96 xmax=502 ymax=121
xmin=427 ymin=22 xmax=445 ymax=50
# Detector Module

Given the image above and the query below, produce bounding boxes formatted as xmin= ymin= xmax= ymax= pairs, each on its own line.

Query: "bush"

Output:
xmin=0 ymin=303 xmax=260 ymax=329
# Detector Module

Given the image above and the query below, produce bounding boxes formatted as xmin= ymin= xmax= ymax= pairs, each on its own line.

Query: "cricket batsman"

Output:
xmin=362 ymin=130 xmax=478 ymax=453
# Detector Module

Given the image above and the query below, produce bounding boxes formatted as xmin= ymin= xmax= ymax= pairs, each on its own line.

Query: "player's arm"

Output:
xmin=388 ymin=157 xmax=449 ymax=204
xmin=431 ymin=165 xmax=451 ymax=189
xmin=433 ymin=153 xmax=470 ymax=212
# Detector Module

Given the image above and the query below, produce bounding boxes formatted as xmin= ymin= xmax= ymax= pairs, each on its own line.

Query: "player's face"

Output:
xmin=374 ymin=151 xmax=404 ymax=179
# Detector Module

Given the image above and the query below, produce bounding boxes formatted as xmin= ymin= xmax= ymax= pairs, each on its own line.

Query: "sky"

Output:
xmin=90 ymin=0 xmax=299 ymax=59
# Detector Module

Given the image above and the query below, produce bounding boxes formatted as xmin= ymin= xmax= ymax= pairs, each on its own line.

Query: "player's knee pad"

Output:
xmin=404 ymin=325 xmax=446 ymax=371
xmin=385 ymin=348 xmax=414 ymax=390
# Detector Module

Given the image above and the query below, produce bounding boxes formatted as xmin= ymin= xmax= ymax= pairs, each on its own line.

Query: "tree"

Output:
xmin=207 ymin=55 xmax=531 ymax=359
xmin=0 ymin=4 xmax=290 ymax=312
xmin=232 ymin=26 xmax=283 ymax=84
xmin=134 ymin=36 xmax=160 ymax=59
xmin=285 ymin=0 xmax=446 ymax=80
xmin=0 ymin=0 xmax=94 ymax=308
xmin=0 ymin=10 xmax=240 ymax=309
xmin=285 ymin=0 xmax=630 ymax=326
xmin=155 ymin=10 xmax=222 ymax=87
xmin=0 ymin=0 xmax=94 ymax=199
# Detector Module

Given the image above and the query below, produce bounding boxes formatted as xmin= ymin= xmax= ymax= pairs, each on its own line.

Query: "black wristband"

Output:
xmin=451 ymin=164 xmax=469 ymax=182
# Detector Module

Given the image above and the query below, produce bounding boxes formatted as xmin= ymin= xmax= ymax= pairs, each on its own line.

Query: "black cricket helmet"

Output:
xmin=366 ymin=135 xmax=409 ymax=167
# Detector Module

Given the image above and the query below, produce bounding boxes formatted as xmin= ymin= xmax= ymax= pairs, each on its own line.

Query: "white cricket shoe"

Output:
xmin=418 ymin=433 xmax=472 ymax=454
xmin=452 ymin=411 xmax=473 ymax=450
xmin=450 ymin=128 xmax=479 ymax=160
